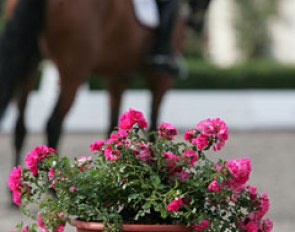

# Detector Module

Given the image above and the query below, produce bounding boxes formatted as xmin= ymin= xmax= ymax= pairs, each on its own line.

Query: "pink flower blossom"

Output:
xmin=213 ymin=140 xmax=226 ymax=151
xmin=167 ymin=198 xmax=183 ymax=211
xmin=104 ymin=146 xmax=120 ymax=161
xmin=197 ymin=118 xmax=227 ymax=137
xmin=110 ymin=130 xmax=128 ymax=141
xmin=20 ymin=226 xmax=29 ymax=232
xmin=182 ymin=150 xmax=198 ymax=167
xmin=226 ymin=158 xmax=251 ymax=190
xmin=179 ymin=170 xmax=189 ymax=180
xmin=183 ymin=129 xmax=197 ymax=141
xmin=8 ymin=165 xmax=31 ymax=205
xmin=208 ymin=177 xmax=223 ymax=192
xmin=163 ymin=151 xmax=179 ymax=161
xmin=48 ymin=167 xmax=55 ymax=181
xmin=242 ymin=220 xmax=259 ymax=232
xmin=25 ymin=145 xmax=56 ymax=175
xmin=133 ymin=142 xmax=153 ymax=163
xmin=196 ymin=118 xmax=229 ymax=151
xmin=7 ymin=165 xmax=22 ymax=191
xmin=78 ymin=156 xmax=93 ymax=165
xmin=261 ymin=218 xmax=273 ymax=232
xmin=118 ymin=108 xmax=148 ymax=130
xmin=69 ymin=186 xmax=76 ymax=192
xmin=37 ymin=214 xmax=49 ymax=232
xmin=12 ymin=188 xmax=22 ymax=206
xmin=248 ymin=185 xmax=257 ymax=195
xmin=55 ymin=224 xmax=65 ymax=232
xmin=256 ymin=193 xmax=270 ymax=219
xmin=247 ymin=185 xmax=257 ymax=200
xmin=192 ymin=219 xmax=210 ymax=231
xmin=157 ymin=122 xmax=177 ymax=139
xmin=192 ymin=134 xmax=209 ymax=151
xmin=89 ymin=140 xmax=105 ymax=151
xmin=162 ymin=152 xmax=179 ymax=168
xmin=48 ymin=167 xmax=56 ymax=188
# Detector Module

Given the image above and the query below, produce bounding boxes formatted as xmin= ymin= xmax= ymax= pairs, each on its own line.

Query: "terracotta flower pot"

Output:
xmin=71 ymin=219 xmax=191 ymax=232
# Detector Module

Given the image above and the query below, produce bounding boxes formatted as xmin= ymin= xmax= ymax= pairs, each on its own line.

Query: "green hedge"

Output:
xmin=88 ymin=59 xmax=295 ymax=90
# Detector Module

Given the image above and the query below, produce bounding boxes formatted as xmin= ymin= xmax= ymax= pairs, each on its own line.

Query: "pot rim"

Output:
xmin=70 ymin=219 xmax=191 ymax=232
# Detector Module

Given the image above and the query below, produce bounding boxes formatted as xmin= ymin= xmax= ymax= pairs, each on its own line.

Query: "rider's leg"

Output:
xmin=149 ymin=0 xmax=179 ymax=76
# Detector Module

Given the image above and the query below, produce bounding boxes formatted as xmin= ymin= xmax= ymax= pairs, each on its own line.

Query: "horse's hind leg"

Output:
xmin=145 ymin=72 xmax=173 ymax=132
xmin=46 ymin=68 xmax=87 ymax=149
xmin=106 ymin=76 xmax=130 ymax=135
xmin=14 ymin=68 xmax=38 ymax=166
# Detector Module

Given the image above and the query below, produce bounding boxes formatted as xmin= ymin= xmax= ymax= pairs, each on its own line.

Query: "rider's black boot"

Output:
xmin=148 ymin=0 xmax=180 ymax=77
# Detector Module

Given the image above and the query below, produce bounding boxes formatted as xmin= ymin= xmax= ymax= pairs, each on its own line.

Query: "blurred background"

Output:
xmin=0 ymin=0 xmax=295 ymax=231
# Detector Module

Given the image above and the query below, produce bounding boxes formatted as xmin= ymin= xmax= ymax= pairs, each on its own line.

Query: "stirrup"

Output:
xmin=147 ymin=54 xmax=178 ymax=77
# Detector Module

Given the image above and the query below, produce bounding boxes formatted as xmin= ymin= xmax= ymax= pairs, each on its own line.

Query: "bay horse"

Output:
xmin=0 ymin=0 xmax=211 ymax=167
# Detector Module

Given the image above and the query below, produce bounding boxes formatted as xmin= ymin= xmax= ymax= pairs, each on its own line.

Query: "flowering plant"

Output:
xmin=8 ymin=108 xmax=273 ymax=232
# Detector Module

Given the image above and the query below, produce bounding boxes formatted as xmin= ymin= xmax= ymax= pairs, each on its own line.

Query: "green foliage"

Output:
xmin=89 ymin=59 xmax=295 ymax=90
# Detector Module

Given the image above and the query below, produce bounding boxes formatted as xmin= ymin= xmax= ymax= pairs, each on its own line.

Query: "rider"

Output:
xmin=149 ymin=0 xmax=180 ymax=77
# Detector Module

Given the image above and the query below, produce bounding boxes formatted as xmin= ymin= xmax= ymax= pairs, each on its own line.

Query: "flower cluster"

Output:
xmin=8 ymin=108 xmax=273 ymax=232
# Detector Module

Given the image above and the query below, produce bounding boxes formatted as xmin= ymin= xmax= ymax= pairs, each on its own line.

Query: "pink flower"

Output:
xmin=8 ymin=166 xmax=31 ymax=206
xmin=48 ymin=167 xmax=55 ymax=181
xmin=167 ymin=198 xmax=183 ymax=211
xmin=110 ymin=130 xmax=128 ymax=141
xmin=7 ymin=165 xmax=22 ymax=191
xmin=256 ymin=193 xmax=270 ymax=219
xmin=55 ymin=224 xmax=65 ymax=232
xmin=25 ymin=145 xmax=56 ymax=175
xmin=226 ymin=158 xmax=251 ymax=190
xmin=163 ymin=151 xmax=179 ymax=161
xmin=89 ymin=140 xmax=105 ymax=151
xmin=24 ymin=151 xmax=39 ymax=175
xmin=261 ymin=218 xmax=273 ymax=232
xmin=104 ymin=146 xmax=120 ymax=161
xmin=12 ymin=188 xmax=22 ymax=206
xmin=37 ymin=214 xmax=49 ymax=232
xmin=192 ymin=219 xmax=210 ymax=231
xmin=20 ymin=226 xmax=29 ymax=232
xmin=208 ymin=177 xmax=223 ymax=192
xmin=183 ymin=129 xmax=197 ymax=141
xmin=196 ymin=118 xmax=229 ymax=151
xmin=179 ymin=170 xmax=189 ymax=180
xmin=162 ymin=152 xmax=179 ymax=168
xmin=48 ymin=167 xmax=57 ymax=188
xmin=197 ymin=118 xmax=228 ymax=137
xmin=248 ymin=185 xmax=257 ymax=195
xmin=192 ymin=134 xmax=209 ymax=151
xmin=78 ymin=156 xmax=93 ymax=165
xmin=244 ymin=221 xmax=259 ymax=232
xmin=182 ymin=150 xmax=198 ymax=167
xmin=118 ymin=108 xmax=148 ymax=130
xmin=247 ymin=185 xmax=257 ymax=200
xmin=158 ymin=122 xmax=177 ymax=139
xmin=69 ymin=186 xmax=76 ymax=192
xmin=133 ymin=142 xmax=153 ymax=163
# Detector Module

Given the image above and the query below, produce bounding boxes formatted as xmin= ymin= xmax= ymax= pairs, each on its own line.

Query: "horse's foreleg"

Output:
xmin=106 ymin=76 xmax=130 ymax=135
xmin=46 ymin=72 xmax=83 ymax=149
xmin=146 ymin=73 xmax=173 ymax=132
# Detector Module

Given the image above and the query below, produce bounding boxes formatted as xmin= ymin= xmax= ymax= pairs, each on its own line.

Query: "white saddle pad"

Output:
xmin=132 ymin=0 xmax=159 ymax=28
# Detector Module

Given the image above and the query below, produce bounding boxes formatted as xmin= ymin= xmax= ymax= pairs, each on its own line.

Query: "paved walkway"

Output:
xmin=1 ymin=131 xmax=294 ymax=231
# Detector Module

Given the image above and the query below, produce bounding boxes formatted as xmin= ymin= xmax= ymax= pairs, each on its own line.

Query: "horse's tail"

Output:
xmin=0 ymin=0 xmax=46 ymax=121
